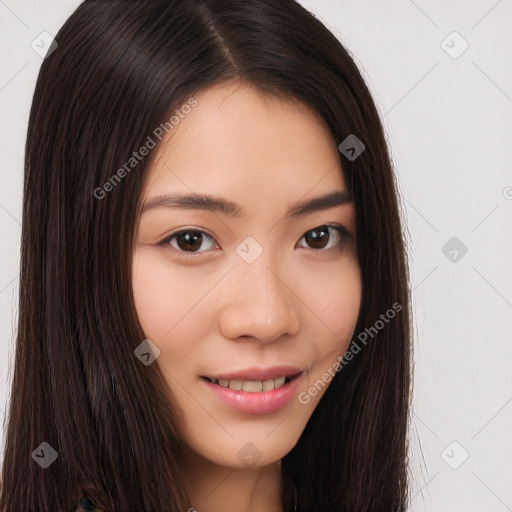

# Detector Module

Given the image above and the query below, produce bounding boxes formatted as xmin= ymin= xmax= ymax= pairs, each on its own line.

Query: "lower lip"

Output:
xmin=201 ymin=373 xmax=304 ymax=415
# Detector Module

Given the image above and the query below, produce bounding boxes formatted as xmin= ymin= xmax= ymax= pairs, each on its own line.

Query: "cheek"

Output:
xmin=132 ymin=253 xmax=180 ymax=339
xmin=132 ymin=250 xmax=217 ymax=340
xmin=294 ymin=261 xmax=361 ymax=408
xmin=300 ymin=258 xmax=362 ymax=354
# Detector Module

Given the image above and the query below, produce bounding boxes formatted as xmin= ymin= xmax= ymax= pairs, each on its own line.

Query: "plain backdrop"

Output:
xmin=0 ymin=1 xmax=511 ymax=510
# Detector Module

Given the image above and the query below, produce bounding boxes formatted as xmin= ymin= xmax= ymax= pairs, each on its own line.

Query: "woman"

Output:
xmin=0 ymin=1 xmax=412 ymax=511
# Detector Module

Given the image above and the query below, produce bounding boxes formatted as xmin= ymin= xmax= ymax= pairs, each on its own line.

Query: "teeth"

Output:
xmin=243 ymin=380 xmax=262 ymax=392
xmin=206 ymin=375 xmax=292 ymax=392
xmin=262 ymin=379 xmax=275 ymax=391
xmin=229 ymin=379 xmax=242 ymax=391
xmin=274 ymin=376 xmax=286 ymax=388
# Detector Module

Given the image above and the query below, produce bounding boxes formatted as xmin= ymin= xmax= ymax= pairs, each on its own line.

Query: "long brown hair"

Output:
xmin=0 ymin=1 xmax=412 ymax=510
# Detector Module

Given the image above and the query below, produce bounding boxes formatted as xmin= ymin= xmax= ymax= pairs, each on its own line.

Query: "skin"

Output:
xmin=132 ymin=81 xmax=362 ymax=512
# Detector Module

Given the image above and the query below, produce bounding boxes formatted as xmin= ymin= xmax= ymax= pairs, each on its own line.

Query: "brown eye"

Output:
xmin=161 ymin=229 xmax=217 ymax=254
xmin=304 ymin=226 xmax=330 ymax=249
xmin=299 ymin=225 xmax=349 ymax=251
xmin=175 ymin=231 xmax=203 ymax=251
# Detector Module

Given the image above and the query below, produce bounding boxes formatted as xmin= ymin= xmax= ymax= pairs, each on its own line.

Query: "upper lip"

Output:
xmin=202 ymin=364 xmax=306 ymax=381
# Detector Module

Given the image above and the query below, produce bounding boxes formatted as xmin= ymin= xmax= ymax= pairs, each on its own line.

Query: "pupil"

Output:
xmin=177 ymin=231 xmax=202 ymax=251
xmin=305 ymin=226 xmax=329 ymax=249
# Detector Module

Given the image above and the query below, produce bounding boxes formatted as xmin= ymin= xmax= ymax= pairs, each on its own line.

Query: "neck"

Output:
xmin=178 ymin=446 xmax=285 ymax=512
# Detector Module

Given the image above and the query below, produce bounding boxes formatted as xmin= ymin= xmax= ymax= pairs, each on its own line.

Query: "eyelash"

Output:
xmin=157 ymin=224 xmax=351 ymax=259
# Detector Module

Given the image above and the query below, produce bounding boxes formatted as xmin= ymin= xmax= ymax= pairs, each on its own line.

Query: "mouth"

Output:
xmin=200 ymin=371 xmax=303 ymax=393
xmin=200 ymin=369 xmax=306 ymax=414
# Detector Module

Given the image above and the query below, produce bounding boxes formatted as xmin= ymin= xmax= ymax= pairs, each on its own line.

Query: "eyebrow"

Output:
xmin=141 ymin=189 xmax=353 ymax=219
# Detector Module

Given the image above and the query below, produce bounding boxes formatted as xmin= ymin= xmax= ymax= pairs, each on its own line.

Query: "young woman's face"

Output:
xmin=132 ymin=81 xmax=362 ymax=469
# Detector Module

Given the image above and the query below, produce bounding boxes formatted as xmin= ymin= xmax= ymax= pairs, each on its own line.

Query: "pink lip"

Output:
xmin=203 ymin=364 xmax=305 ymax=381
xmin=202 ymin=372 xmax=305 ymax=415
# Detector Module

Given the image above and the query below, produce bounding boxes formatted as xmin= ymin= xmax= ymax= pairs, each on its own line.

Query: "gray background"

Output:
xmin=0 ymin=1 xmax=511 ymax=510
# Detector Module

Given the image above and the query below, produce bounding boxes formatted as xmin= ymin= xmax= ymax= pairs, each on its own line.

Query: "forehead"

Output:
xmin=144 ymin=81 xmax=347 ymax=201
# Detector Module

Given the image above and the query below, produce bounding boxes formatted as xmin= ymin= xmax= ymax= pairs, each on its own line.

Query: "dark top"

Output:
xmin=76 ymin=496 xmax=102 ymax=512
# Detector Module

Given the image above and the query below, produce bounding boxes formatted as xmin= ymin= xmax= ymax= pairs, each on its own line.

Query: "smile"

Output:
xmin=200 ymin=371 xmax=305 ymax=414
xmin=201 ymin=372 xmax=302 ymax=393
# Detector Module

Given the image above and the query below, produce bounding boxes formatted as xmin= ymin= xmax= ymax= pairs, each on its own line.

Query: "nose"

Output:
xmin=218 ymin=255 xmax=301 ymax=344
